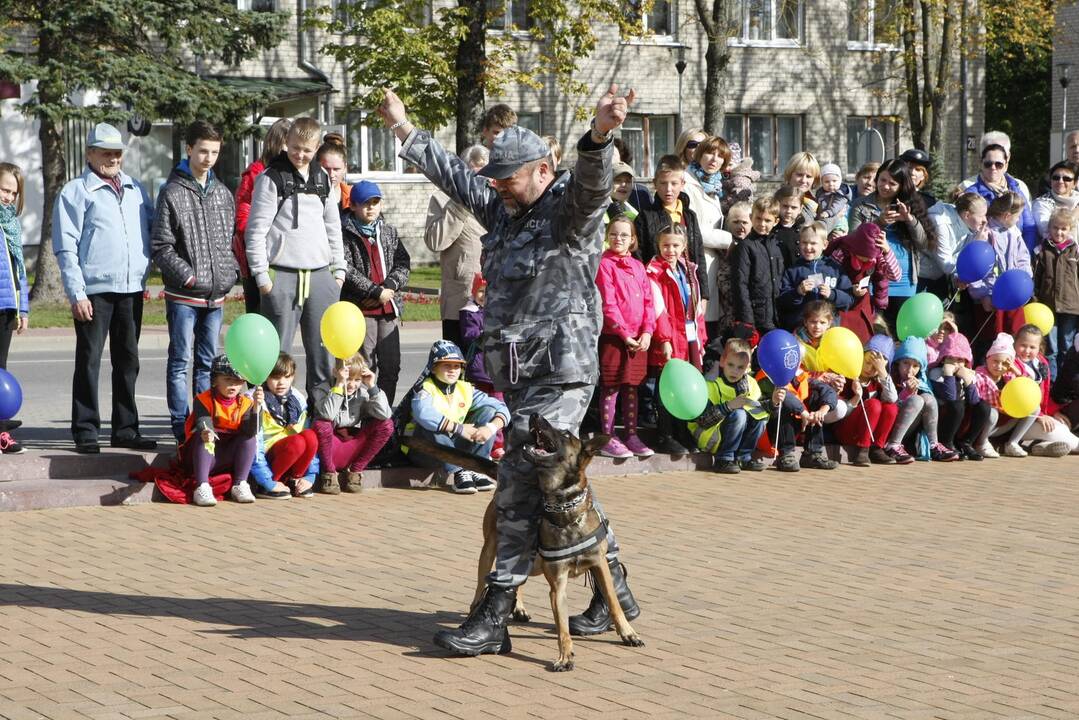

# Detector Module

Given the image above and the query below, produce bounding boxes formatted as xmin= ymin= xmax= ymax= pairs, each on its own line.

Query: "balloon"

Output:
xmin=1023 ymin=302 xmax=1055 ymax=335
xmin=757 ymin=329 xmax=802 ymax=387
xmin=320 ymin=301 xmax=367 ymax=359
xmin=224 ymin=313 xmax=281 ymax=385
xmin=658 ymin=359 xmax=708 ymax=421
xmin=896 ymin=292 xmax=945 ymax=341
xmin=1000 ymin=376 xmax=1041 ymax=418
xmin=955 ymin=241 xmax=996 ymax=283
xmin=818 ymin=326 xmax=863 ymax=379
xmin=991 ymin=269 xmax=1034 ymax=311
xmin=0 ymin=369 xmax=22 ymax=421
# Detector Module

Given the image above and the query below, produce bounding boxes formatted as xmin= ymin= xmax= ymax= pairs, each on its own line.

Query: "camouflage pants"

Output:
xmin=487 ymin=382 xmax=621 ymax=588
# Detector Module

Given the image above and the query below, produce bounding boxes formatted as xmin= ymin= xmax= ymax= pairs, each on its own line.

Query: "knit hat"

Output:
xmin=471 ymin=273 xmax=487 ymax=297
xmin=987 ymin=332 xmax=1016 ymax=359
xmin=820 ymin=163 xmax=842 ymax=181
xmin=843 ymin=222 xmax=882 ymax=259
xmin=864 ymin=334 xmax=895 ymax=367
xmin=210 ymin=354 xmax=242 ymax=379
xmin=936 ymin=332 xmax=973 ymax=366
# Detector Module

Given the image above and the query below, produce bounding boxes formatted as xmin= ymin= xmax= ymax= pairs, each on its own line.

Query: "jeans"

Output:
xmin=72 ymin=292 xmax=143 ymax=443
xmin=165 ymin=301 xmax=223 ymax=442
xmin=714 ymin=409 xmax=766 ymax=462
xmin=410 ymin=405 xmax=498 ymax=475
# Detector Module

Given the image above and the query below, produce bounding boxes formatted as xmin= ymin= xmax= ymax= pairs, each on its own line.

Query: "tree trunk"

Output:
xmin=455 ymin=0 xmax=488 ymax=155
xmin=901 ymin=0 xmax=924 ymax=149
xmin=29 ymin=32 xmax=66 ymax=306
xmin=702 ymin=36 xmax=729 ymax=136
xmin=927 ymin=0 xmax=956 ymax=156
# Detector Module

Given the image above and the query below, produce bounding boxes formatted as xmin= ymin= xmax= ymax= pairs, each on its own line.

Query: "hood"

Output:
xmin=839 ymin=222 xmax=882 ymax=259
xmin=894 ymin=336 xmax=928 ymax=370
xmin=936 ymin=332 xmax=973 ymax=366
xmin=171 ymin=159 xmax=215 ymax=192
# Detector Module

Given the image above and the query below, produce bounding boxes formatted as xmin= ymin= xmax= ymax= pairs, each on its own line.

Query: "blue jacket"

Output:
xmin=777 ymin=255 xmax=853 ymax=329
xmin=0 ymin=226 xmax=28 ymax=316
xmin=52 ymin=168 xmax=153 ymax=302
xmin=967 ymin=174 xmax=1037 ymax=254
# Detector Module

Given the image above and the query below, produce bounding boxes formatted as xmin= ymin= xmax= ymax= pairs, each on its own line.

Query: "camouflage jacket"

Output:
xmin=401 ymin=130 xmax=612 ymax=391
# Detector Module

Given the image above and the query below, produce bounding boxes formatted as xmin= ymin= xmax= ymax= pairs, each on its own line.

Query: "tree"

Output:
xmin=0 ymin=1 xmax=287 ymax=304
xmin=897 ymin=0 xmax=959 ymax=156
xmin=311 ymin=0 xmax=643 ymax=155
xmin=689 ymin=0 xmax=737 ymax=135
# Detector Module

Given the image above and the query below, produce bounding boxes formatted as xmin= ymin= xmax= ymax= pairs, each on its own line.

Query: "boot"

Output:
xmin=433 ymin=585 xmax=517 ymax=656
xmin=341 ymin=470 xmax=363 ymax=493
xmin=316 ymin=471 xmax=340 ymax=495
xmin=568 ymin=559 xmax=640 ymax=637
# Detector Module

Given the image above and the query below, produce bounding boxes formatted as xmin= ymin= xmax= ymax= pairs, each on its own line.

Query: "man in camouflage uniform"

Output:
xmin=378 ymin=86 xmax=641 ymax=656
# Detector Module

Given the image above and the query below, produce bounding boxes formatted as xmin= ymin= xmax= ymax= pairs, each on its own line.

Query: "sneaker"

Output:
xmin=255 ymin=482 xmax=292 ymax=500
xmin=229 ymin=481 xmax=255 ymax=503
xmin=957 ymin=443 xmax=984 ymax=461
xmin=868 ymin=446 xmax=895 ymax=464
xmin=739 ymin=457 xmax=767 ymax=472
xmin=884 ymin=443 xmax=915 ymax=464
xmin=599 ymin=437 xmax=634 ymax=459
xmin=1030 ymin=440 xmax=1072 ymax=457
xmin=713 ymin=458 xmax=740 ymax=474
xmin=623 ymin=434 xmax=655 ymax=458
xmin=774 ymin=452 xmax=800 ymax=472
xmin=316 ymin=471 xmax=341 ymax=495
xmin=192 ymin=484 xmax=217 ymax=507
xmin=1002 ymin=442 xmax=1028 ymax=458
xmin=976 ymin=442 xmax=1000 ymax=458
xmin=472 ymin=473 xmax=496 ymax=491
xmin=851 ymin=447 xmax=871 ymax=467
xmin=800 ymin=452 xmax=838 ymax=470
xmin=341 ymin=471 xmax=363 ymax=493
xmin=930 ymin=443 xmax=959 ymax=462
xmin=655 ymin=436 xmax=691 ymax=455
xmin=452 ymin=470 xmax=477 ymax=494
xmin=0 ymin=432 xmax=24 ymax=454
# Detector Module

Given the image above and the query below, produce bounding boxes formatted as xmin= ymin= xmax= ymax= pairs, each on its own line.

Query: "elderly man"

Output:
xmin=52 ymin=123 xmax=155 ymax=454
xmin=378 ymin=85 xmax=639 ymax=656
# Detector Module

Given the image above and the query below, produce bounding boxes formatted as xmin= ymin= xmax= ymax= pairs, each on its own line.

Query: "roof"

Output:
xmin=210 ymin=77 xmax=335 ymax=102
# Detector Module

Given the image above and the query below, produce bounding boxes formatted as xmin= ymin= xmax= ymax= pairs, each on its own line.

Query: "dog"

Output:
xmin=405 ymin=413 xmax=643 ymax=671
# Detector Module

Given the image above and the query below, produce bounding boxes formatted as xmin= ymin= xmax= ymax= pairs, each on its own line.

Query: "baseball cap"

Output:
xmin=478 ymin=126 xmax=551 ymax=180
xmin=349 ymin=180 xmax=382 ymax=206
xmin=86 ymin=122 xmax=125 ymax=151
xmin=613 ymin=161 xmax=635 ymax=180
xmin=899 ymin=148 xmax=932 ymax=168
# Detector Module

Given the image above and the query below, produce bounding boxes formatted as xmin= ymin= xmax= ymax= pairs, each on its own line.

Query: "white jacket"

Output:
xmin=925 ymin=202 xmax=974 ymax=280
xmin=683 ymin=171 xmax=732 ymax=322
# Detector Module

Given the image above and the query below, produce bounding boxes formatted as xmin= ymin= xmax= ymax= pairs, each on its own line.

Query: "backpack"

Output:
xmin=264 ymin=153 xmax=331 ymax=229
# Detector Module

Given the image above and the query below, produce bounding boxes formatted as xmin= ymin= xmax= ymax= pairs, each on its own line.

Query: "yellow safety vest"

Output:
xmin=403 ymin=378 xmax=475 ymax=452
xmin=688 ymin=375 xmax=768 ymax=453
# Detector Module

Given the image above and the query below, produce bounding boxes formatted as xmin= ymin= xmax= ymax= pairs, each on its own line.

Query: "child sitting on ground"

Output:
xmin=814 ymin=163 xmax=850 ymax=238
xmin=183 ymin=355 xmax=261 ymax=507
xmin=973 ymin=333 xmax=1031 ymax=458
xmin=249 ymin=352 xmax=318 ymax=499
xmin=833 ymin=335 xmax=899 ymax=466
xmin=778 ymin=223 xmax=854 ymax=330
xmin=926 ymin=311 xmax=959 ymax=366
xmin=794 ymin=301 xmax=854 ymax=426
xmin=311 ymin=353 xmax=394 ymax=494
xmin=927 ymin=332 xmax=991 ymax=461
xmin=731 ymin=196 xmax=784 ymax=334
xmin=688 ymin=338 xmax=770 ymax=474
xmin=405 ymin=340 xmax=510 ymax=494
xmin=756 ymin=354 xmax=839 ymax=473
xmin=1012 ymin=324 xmax=1079 ymax=456
xmin=884 ymin=336 xmax=958 ymax=463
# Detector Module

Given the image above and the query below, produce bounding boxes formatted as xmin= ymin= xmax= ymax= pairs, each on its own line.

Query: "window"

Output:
xmin=846 ymin=116 xmax=900 ymax=171
xmin=487 ymin=0 xmax=531 ymax=31
xmin=344 ymin=111 xmax=421 ymax=175
xmin=626 ymin=0 xmax=674 ymax=36
xmin=848 ymin=0 xmax=898 ymax=48
xmin=516 ymin=112 xmax=542 ymax=135
xmin=617 ymin=114 xmax=675 ymax=177
xmin=732 ymin=0 xmax=803 ymax=45
xmin=722 ymin=114 xmax=802 ymax=177
xmin=237 ymin=0 xmax=276 ymax=10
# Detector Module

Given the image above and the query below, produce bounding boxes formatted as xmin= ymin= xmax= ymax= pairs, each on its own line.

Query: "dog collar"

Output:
xmin=543 ymin=489 xmax=588 ymax=514
xmin=538 ymin=519 xmax=609 ymax=561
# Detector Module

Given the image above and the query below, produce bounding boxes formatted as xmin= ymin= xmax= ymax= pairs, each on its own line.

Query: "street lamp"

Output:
xmin=674 ymin=44 xmax=688 ymax=137
xmin=1059 ymin=62 xmax=1072 ymax=160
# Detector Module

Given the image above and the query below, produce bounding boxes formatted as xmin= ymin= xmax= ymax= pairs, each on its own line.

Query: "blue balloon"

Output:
xmin=991 ymin=269 xmax=1035 ymax=312
xmin=757 ymin=329 xmax=802 ymax=387
xmin=955 ymin=241 xmax=996 ymax=283
xmin=0 ymin=369 xmax=22 ymax=421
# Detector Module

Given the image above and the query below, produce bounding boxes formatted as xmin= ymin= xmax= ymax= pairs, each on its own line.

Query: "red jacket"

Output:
xmin=596 ymin=250 xmax=655 ymax=340
xmin=232 ymin=160 xmax=265 ymax=277
xmin=646 ymin=256 xmax=706 ymax=367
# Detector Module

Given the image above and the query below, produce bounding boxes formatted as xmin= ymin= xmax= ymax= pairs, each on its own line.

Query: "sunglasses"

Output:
xmin=685 ymin=140 xmax=701 ymax=150
xmin=982 ymin=160 xmax=1005 ymax=170
xmin=1052 ymin=174 xmax=1076 ymax=182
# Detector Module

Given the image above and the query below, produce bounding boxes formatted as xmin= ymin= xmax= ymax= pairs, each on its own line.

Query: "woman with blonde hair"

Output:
xmin=675 ymin=127 xmax=707 ymax=167
xmin=782 ymin=151 xmax=822 ymax=227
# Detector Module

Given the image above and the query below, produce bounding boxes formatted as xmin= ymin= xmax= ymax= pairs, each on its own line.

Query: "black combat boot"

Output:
xmin=568 ymin=559 xmax=640 ymax=636
xmin=433 ymin=585 xmax=517 ymax=656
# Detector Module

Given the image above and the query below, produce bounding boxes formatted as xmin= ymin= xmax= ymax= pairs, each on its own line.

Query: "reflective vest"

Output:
xmin=688 ymin=375 xmax=768 ymax=453
xmin=403 ymin=378 xmax=476 ymax=453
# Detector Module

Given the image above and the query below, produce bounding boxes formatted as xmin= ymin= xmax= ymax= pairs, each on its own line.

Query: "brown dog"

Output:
xmin=405 ymin=414 xmax=643 ymax=671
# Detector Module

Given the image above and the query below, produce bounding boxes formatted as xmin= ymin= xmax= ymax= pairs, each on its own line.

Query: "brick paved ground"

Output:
xmin=2 ymin=458 xmax=1079 ymax=719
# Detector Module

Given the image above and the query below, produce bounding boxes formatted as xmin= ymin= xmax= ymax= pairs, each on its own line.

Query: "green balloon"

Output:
xmin=896 ymin=292 xmax=944 ymax=341
xmin=224 ymin=313 xmax=281 ymax=385
xmin=658 ymin=359 xmax=708 ymax=421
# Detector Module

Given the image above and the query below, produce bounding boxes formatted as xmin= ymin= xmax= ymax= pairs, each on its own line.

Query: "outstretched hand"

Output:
xmin=594 ymin=84 xmax=636 ymax=135
xmin=377 ymin=88 xmax=407 ymax=128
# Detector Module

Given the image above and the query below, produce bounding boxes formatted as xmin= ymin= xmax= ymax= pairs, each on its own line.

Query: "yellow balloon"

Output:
xmin=1000 ymin=376 xmax=1041 ymax=418
xmin=1023 ymin=302 xmax=1055 ymax=335
xmin=320 ymin=301 xmax=367 ymax=359
xmin=818 ymin=326 xmax=863 ymax=379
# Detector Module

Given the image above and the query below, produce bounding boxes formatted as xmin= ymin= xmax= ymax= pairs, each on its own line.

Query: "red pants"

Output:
xmin=265 ymin=429 xmax=318 ymax=482
xmin=834 ymin=398 xmax=898 ymax=448
xmin=312 ymin=418 xmax=394 ymax=473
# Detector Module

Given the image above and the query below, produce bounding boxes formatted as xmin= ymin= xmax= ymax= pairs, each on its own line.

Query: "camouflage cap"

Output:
xmin=478 ymin=125 xmax=551 ymax=180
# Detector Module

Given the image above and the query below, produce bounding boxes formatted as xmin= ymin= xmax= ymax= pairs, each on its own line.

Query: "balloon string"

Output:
xmin=972 ymin=310 xmax=996 ymax=345
xmin=942 ymin=289 xmax=961 ymax=310
xmin=774 ymin=402 xmax=782 ymax=458
xmin=860 ymin=397 xmax=875 ymax=446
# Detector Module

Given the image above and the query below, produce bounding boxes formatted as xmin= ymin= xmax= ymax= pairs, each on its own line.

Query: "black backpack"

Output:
xmin=264 ymin=152 xmax=331 ymax=229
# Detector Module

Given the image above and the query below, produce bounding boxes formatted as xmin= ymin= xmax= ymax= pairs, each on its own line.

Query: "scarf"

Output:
xmin=0 ymin=204 xmax=24 ymax=282
xmin=263 ymin=389 xmax=303 ymax=427
xmin=345 ymin=213 xmax=379 ymax=239
xmin=689 ymin=162 xmax=723 ymax=197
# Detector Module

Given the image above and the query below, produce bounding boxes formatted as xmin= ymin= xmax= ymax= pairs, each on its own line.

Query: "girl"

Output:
xmin=183 ymin=356 xmax=261 ymax=507
xmin=928 ymin=332 xmax=991 ymax=460
xmin=926 ymin=311 xmax=959 ymax=366
xmin=848 ymin=159 xmax=936 ymax=332
xmin=683 ymin=136 xmax=734 ymax=340
xmin=833 ymin=334 xmax=899 ymax=466
xmin=317 ymin=132 xmax=351 ymax=211
xmin=824 ymin=222 xmax=901 ymax=343
xmin=596 ymin=216 xmax=655 ymax=458
xmin=973 ymin=333 xmax=1033 ymax=458
xmin=884 ymin=336 xmax=957 ymax=463
xmin=773 ymin=184 xmax=805 ymax=267
xmin=311 ymin=353 xmax=395 ymax=494
xmin=794 ymin=300 xmax=848 ymax=422
xmin=0 ymin=162 xmax=27 ymax=453
xmin=648 ymin=225 xmax=706 ymax=454
xmin=251 ymin=352 xmax=318 ymax=498
xmin=1012 ymin=325 xmax=1079 ymax=456
xmin=1033 ymin=207 xmax=1079 ymax=377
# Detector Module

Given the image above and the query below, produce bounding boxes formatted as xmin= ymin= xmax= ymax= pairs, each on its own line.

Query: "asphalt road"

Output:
xmin=5 ymin=323 xmax=443 ymax=451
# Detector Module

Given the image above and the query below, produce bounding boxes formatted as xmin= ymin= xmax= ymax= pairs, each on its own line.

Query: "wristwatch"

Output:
xmin=590 ymin=118 xmax=612 ymax=143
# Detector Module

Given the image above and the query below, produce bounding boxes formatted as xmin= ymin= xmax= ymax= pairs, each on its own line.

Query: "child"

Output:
xmin=927 ymin=192 xmax=987 ymax=296
xmin=182 ymin=356 xmax=261 ymax=507
xmin=973 ymin=333 xmax=1030 ymax=457
xmin=825 ymin=223 xmax=901 ymax=343
xmin=928 ymin=332 xmax=991 ymax=460
xmin=606 ymin=161 xmax=639 ymax=225
xmin=852 ymin=162 xmax=880 ymax=199
xmin=731 ymin=196 xmax=784 ymax=333
xmin=341 ymin=180 xmax=411 ymax=403
xmin=648 ymin=225 xmax=706 ymax=454
xmin=725 ymin=201 xmax=752 ymax=247
xmin=635 ymin=155 xmax=708 ymax=295
xmin=459 ymin=274 xmax=491 ymax=391
xmin=1033 ymin=207 xmax=1079 ymax=377
xmin=250 ymin=353 xmax=319 ymax=498
xmin=688 ymin=338 xmax=769 ymax=473
xmin=1051 ymin=335 xmax=1079 ymax=431
xmin=0 ymin=162 xmax=27 ymax=453
xmin=773 ymin=184 xmax=804 ymax=267
xmin=1012 ymin=325 xmax=1079 ymax=456
xmin=311 ymin=353 xmax=395 ymax=494
xmin=833 ymin=335 xmax=899 ymax=466
xmin=884 ymin=336 xmax=957 ymax=463
xmin=405 ymin=341 xmax=510 ymax=494
xmin=793 ymin=301 xmax=849 ymax=425
xmin=967 ymin=192 xmax=1032 ymax=359
xmin=757 ymin=361 xmax=839 ymax=473
xmin=596 ymin=217 xmax=655 ymax=458
xmin=926 ymin=311 xmax=959 ymax=366
xmin=778 ymin=223 xmax=854 ymax=330
xmin=815 ymin=163 xmax=850 ymax=237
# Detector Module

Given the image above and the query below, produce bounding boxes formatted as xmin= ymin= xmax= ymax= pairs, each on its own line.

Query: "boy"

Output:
xmin=758 ymin=362 xmax=839 ymax=472
xmin=341 ymin=180 xmax=411 ymax=403
xmin=725 ymin=201 xmax=752 ymax=245
xmin=773 ymin=185 xmax=804 ymax=267
xmin=815 ymin=163 xmax=849 ymax=237
xmin=777 ymin=223 xmax=854 ymax=330
xmin=480 ymin=104 xmax=517 ymax=148
xmin=605 ymin=161 xmax=639 ymax=225
xmin=152 ymin=120 xmax=238 ymax=443
xmin=732 ymin=196 xmax=785 ymax=333
xmin=688 ymin=338 xmax=770 ymax=473
xmin=634 ymin=154 xmax=708 ymax=295
xmin=244 ymin=117 xmax=346 ymax=398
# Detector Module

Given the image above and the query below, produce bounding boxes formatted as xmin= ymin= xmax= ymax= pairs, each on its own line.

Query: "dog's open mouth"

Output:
xmin=523 ymin=417 xmax=559 ymax=463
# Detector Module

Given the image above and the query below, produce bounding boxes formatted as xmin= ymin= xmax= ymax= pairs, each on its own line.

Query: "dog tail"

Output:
xmin=402 ymin=434 xmax=500 ymax=480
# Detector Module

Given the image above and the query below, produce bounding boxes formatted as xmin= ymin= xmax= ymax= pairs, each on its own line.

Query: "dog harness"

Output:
xmin=538 ymin=518 xmax=609 ymax=562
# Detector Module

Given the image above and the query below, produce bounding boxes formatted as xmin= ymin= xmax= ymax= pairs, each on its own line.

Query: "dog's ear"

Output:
xmin=583 ymin=434 xmax=610 ymax=458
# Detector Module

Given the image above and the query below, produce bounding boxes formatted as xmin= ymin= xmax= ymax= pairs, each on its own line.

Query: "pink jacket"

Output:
xmin=597 ymin=250 xmax=655 ymax=340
